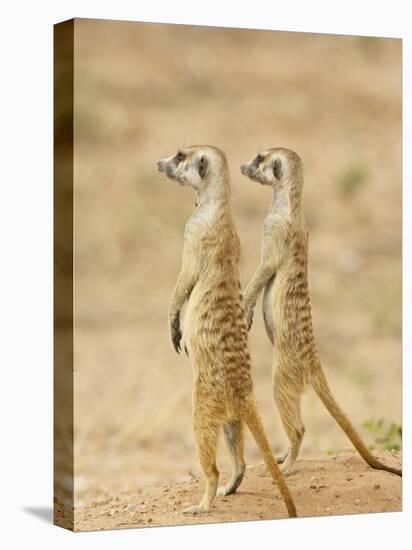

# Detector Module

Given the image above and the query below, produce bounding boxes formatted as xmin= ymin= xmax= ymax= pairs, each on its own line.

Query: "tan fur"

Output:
xmin=241 ymin=147 xmax=402 ymax=478
xmin=157 ymin=145 xmax=297 ymax=517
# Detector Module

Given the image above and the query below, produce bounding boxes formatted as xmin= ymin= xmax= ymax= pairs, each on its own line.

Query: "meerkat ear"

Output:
xmin=273 ymin=159 xmax=282 ymax=180
xmin=198 ymin=155 xmax=207 ymax=178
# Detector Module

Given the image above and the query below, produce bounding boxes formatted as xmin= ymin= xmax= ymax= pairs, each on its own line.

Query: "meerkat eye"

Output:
xmin=256 ymin=154 xmax=265 ymax=164
xmin=175 ymin=152 xmax=184 ymax=163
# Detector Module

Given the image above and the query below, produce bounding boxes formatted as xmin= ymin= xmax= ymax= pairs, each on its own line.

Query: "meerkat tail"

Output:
xmin=243 ymin=403 xmax=297 ymax=517
xmin=310 ymin=366 xmax=402 ymax=477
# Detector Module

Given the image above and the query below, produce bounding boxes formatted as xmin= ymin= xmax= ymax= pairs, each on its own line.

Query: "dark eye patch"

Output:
xmin=198 ymin=155 xmax=207 ymax=178
xmin=256 ymin=154 xmax=265 ymax=164
xmin=175 ymin=151 xmax=185 ymax=163
xmin=273 ymin=158 xmax=282 ymax=179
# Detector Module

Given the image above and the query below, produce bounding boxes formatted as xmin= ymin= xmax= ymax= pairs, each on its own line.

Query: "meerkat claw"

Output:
xmin=172 ymin=332 xmax=181 ymax=354
xmin=171 ymin=317 xmax=182 ymax=354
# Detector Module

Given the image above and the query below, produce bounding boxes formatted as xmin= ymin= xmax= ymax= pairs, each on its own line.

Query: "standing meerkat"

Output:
xmin=157 ymin=145 xmax=297 ymax=517
xmin=240 ymin=147 xmax=402 ymax=478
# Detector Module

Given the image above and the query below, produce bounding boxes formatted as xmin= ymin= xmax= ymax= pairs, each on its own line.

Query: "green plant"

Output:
xmin=362 ymin=418 xmax=402 ymax=451
xmin=336 ymin=163 xmax=368 ymax=198
xmin=371 ymin=302 xmax=402 ymax=337
xmin=325 ymin=448 xmax=337 ymax=456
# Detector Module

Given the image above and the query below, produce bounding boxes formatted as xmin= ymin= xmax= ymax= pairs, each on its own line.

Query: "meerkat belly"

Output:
xmin=181 ymin=282 xmax=224 ymax=351
xmin=182 ymin=279 xmax=251 ymax=390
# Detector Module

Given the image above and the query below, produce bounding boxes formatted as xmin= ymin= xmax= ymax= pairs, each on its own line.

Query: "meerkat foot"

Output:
xmin=182 ymin=503 xmax=210 ymax=515
xmin=276 ymin=450 xmax=289 ymax=464
xmin=279 ymin=464 xmax=292 ymax=477
xmin=280 ymin=456 xmax=298 ymax=477
xmin=217 ymin=469 xmax=245 ymax=496
xmin=217 ymin=485 xmax=234 ymax=497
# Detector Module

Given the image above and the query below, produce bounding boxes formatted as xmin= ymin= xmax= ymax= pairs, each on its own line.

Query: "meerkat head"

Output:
xmin=240 ymin=147 xmax=302 ymax=191
xmin=157 ymin=145 xmax=228 ymax=194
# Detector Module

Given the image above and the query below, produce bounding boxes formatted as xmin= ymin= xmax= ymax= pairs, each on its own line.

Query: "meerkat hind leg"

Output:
xmin=183 ymin=416 xmax=220 ymax=515
xmin=218 ymin=420 xmax=246 ymax=496
xmin=274 ymin=371 xmax=305 ymax=477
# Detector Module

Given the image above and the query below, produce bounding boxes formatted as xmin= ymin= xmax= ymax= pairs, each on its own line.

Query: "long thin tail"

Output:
xmin=243 ymin=401 xmax=297 ymax=517
xmin=310 ymin=366 xmax=402 ymax=477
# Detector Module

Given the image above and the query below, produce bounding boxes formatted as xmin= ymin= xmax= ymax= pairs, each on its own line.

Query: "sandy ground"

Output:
xmin=67 ymin=451 xmax=401 ymax=531
xmin=54 ymin=20 xmax=401 ymax=531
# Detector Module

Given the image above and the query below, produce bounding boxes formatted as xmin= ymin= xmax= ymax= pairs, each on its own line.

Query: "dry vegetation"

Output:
xmin=55 ymin=19 xmax=401 ymax=530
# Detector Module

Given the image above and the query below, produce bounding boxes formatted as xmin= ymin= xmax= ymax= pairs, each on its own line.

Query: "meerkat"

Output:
xmin=240 ymin=147 xmax=402 ymax=478
xmin=157 ymin=145 xmax=297 ymax=518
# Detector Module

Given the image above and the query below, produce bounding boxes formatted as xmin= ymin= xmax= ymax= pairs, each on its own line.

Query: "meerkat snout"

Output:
xmin=157 ymin=159 xmax=167 ymax=172
xmin=157 ymin=156 xmax=178 ymax=182
xmin=240 ymin=163 xmax=248 ymax=176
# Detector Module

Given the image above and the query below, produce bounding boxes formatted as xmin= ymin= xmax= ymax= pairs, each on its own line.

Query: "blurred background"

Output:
xmin=65 ymin=19 xmax=401 ymax=509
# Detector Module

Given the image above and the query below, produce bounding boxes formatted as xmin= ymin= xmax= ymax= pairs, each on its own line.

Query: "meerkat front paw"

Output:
xmin=245 ymin=308 xmax=254 ymax=331
xmin=170 ymin=316 xmax=182 ymax=354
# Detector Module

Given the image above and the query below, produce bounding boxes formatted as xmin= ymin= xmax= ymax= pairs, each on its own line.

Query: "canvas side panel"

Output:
xmin=54 ymin=18 xmax=74 ymax=531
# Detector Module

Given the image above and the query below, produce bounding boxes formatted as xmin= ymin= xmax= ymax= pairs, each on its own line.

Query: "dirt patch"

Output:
xmin=72 ymin=451 xmax=401 ymax=531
